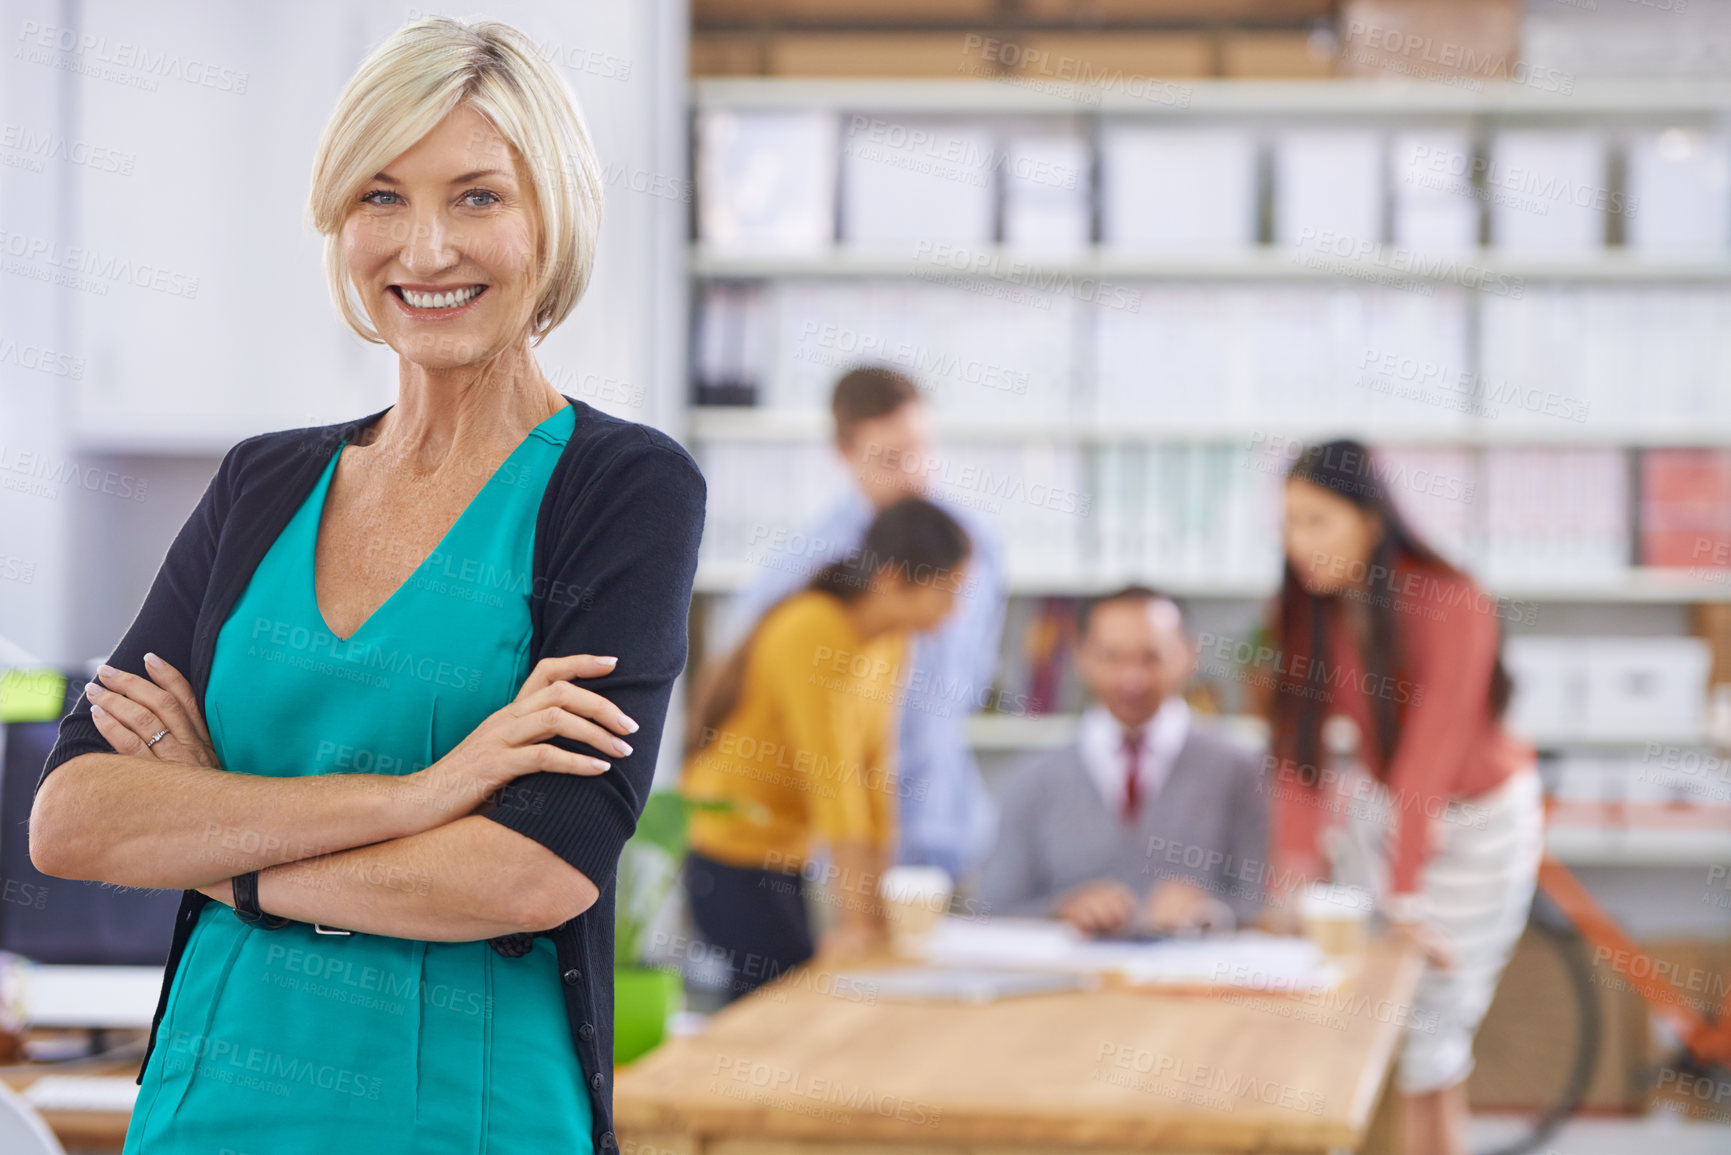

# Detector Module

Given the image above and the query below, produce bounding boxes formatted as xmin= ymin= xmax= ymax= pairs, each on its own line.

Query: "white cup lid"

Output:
xmin=879 ymin=866 xmax=953 ymax=901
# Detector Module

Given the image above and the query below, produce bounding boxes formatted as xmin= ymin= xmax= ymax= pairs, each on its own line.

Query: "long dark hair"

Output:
xmin=685 ymin=497 xmax=972 ymax=758
xmin=1267 ymin=439 xmax=1512 ymax=788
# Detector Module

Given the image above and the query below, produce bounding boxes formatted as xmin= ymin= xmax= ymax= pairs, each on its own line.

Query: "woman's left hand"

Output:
xmin=1390 ymin=917 xmax=1454 ymax=969
xmin=85 ymin=653 xmax=222 ymax=769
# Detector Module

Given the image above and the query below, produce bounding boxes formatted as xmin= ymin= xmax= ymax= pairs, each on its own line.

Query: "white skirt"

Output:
xmin=1328 ymin=763 xmax=1545 ymax=1094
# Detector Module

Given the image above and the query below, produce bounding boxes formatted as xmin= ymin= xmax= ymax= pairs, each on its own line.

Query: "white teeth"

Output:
xmin=401 ymin=285 xmax=481 ymax=309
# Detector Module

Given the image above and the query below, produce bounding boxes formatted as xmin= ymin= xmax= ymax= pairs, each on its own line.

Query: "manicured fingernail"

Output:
xmin=97 ymin=663 xmax=117 ymax=678
xmin=621 ymin=715 xmax=639 ymax=734
xmin=144 ymin=652 xmax=163 ymax=668
xmin=85 ymin=681 xmax=103 ymax=696
xmin=614 ymin=739 xmax=633 ymax=757
xmin=597 ymin=656 xmax=618 ymax=666
xmin=91 ymin=703 xmax=106 ymax=716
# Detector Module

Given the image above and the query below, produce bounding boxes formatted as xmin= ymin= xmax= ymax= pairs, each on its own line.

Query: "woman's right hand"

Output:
xmin=410 ymin=654 xmax=639 ymax=815
xmin=85 ymin=653 xmax=222 ymax=770
xmin=1390 ymin=917 xmax=1455 ymax=970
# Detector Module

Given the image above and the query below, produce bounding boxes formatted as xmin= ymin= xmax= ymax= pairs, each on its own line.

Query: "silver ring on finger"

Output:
xmin=146 ymin=728 xmax=170 ymax=747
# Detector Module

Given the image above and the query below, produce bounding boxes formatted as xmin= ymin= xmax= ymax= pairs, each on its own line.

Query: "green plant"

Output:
xmin=614 ymin=790 xmax=734 ymax=969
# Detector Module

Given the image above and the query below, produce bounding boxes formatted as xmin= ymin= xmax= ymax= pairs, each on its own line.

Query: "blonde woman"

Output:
xmin=28 ymin=19 xmax=703 ymax=1154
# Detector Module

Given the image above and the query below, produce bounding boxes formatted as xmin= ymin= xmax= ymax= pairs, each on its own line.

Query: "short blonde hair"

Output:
xmin=307 ymin=17 xmax=604 ymax=345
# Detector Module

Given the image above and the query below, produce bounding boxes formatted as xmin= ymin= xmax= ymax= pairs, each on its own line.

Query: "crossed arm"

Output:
xmin=217 ymin=816 xmax=589 ymax=942
xmin=30 ymin=432 xmax=707 ymax=944
xmin=31 ymin=654 xmax=615 ymax=941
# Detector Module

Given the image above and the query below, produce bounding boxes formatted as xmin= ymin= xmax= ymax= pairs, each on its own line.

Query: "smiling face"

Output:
xmin=1076 ymin=597 xmax=1193 ymax=729
xmin=342 ymin=103 xmax=541 ymax=370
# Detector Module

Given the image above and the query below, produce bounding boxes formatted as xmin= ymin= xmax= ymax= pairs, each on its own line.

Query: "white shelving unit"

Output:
xmin=692 ymin=246 xmax=1731 ymax=283
xmin=685 ymin=76 xmax=1731 ymax=897
xmin=694 ymin=77 xmax=1731 ymax=117
xmin=692 ymin=406 xmax=1731 ymax=450
xmin=1545 ymin=824 xmax=1731 ymax=867
xmin=687 ymin=74 xmax=1731 ymax=602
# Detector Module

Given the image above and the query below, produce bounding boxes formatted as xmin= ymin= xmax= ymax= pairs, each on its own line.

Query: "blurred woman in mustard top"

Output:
xmin=681 ymin=498 xmax=972 ymax=1000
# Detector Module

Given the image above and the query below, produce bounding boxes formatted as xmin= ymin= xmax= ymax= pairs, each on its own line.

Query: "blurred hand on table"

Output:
xmin=1054 ymin=879 xmax=1138 ymax=936
xmin=1141 ymin=879 xmax=1234 ymax=933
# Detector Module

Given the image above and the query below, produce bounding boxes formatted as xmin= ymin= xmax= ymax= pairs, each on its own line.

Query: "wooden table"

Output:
xmin=615 ymin=938 xmax=1422 ymax=1154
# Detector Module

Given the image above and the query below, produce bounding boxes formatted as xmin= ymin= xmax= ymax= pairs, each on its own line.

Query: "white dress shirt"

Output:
xmin=1077 ymin=696 xmax=1191 ymax=816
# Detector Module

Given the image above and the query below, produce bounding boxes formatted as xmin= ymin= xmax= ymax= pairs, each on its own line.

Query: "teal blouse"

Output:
xmin=123 ymin=403 xmax=593 ymax=1154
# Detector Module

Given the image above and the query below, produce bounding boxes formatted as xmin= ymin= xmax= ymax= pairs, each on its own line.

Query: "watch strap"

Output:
xmin=232 ymin=870 xmax=288 ymax=929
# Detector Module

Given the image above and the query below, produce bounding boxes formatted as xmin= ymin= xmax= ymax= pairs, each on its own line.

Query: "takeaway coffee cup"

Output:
xmin=879 ymin=867 xmax=953 ymax=957
xmin=1300 ymin=882 xmax=1372 ymax=958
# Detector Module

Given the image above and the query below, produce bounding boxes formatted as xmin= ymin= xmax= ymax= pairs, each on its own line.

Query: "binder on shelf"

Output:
xmin=767 ymin=280 xmax=1078 ymax=422
xmin=693 ymin=283 xmax=769 ymax=406
xmin=1487 ymin=129 xmax=1609 ymax=253
xmin=697 ymin=109 xmax=838 ymax=254
xmin=1099 ymin=126 xmax=1259 ymax=250
xmin=1506 ymin=635 xmax=1711 ymax=744
xmin=696 ymin=440 xmax=850 ymax=566
xmin=1390 ymin=128 xmax=1480 ymax=253
xmin=1640 ymin=449 xmax=1731 ymax=569
xmin=1002 ymin=134 xmax=1091 ymax=254
xmin=1481 ymin=287 xmax=1731 ymax=432
xmin=1094 ymin=284 xmax=1470 ymax=431
xmin=1377 ymin=446 xmax=1476 ymax=568
xmin=839 ymin=118 xmax=995 ymax=246
xmin=1624 ymin=128 xmax=1731 ymax=254
xmin=1480 ymin=448 xmax=1630 ymax=583
xmin=1273 ymin=128 xmax=1385 ymax=250
xmin=934 ymin=441 xmax=1088 ymax=577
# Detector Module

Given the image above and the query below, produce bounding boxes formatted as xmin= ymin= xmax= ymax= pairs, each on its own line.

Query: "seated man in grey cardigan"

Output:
xmin=978 ymin=586 xmax=1269 ymax=935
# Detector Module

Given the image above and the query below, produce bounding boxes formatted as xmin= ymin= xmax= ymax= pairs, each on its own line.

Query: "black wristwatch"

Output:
xmin=232 ymin=870 xmax=289 ymax=929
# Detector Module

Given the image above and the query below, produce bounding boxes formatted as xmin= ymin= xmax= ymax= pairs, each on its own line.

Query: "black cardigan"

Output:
xmin=34 ymin=394 xmax=706 ymax=1153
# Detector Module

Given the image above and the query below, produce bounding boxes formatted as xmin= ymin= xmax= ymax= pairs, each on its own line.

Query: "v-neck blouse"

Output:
xmin=205 ymin=402 xmax=574 ymax=783
xmin=309 ymin=412 xmax=571 ymax=645
xmin=122 ymin=403 xmax=591 ymax=1153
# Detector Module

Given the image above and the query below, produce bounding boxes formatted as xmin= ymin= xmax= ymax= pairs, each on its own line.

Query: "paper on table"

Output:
xmin=921 ymin=916 xmax=1086 ymax=967
xmin=923 ymin=918 xmax=1343 ymax=992
xmin=1106 ymin=932 xmax=1346 ymax=993
xmin=827 ymin=967 xmax=1095 ymax=1004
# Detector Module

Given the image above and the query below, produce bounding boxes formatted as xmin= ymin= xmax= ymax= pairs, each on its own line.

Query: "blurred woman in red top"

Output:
xmin=1261 ymin=438 xmax=1543 ymax=1155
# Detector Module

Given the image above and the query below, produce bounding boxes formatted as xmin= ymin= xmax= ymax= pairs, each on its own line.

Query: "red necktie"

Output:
xmin=1121 ymin=728 xmax=1145 ymax=823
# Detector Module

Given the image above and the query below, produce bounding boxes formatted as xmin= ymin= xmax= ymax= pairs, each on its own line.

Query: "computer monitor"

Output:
xmin=0 ymin=674 xmax=178 ymax=966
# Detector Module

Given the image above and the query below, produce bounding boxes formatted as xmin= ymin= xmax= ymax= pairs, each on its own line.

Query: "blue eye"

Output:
xmin=461 ymin=189 xmax=501 ymax=207
xmin=360 ymin=189 xmax=400 ymax=205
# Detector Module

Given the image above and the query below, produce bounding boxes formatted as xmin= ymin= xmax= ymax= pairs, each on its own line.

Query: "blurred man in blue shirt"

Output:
xmin=715 ymin=367 xmax=1008 ymax=886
